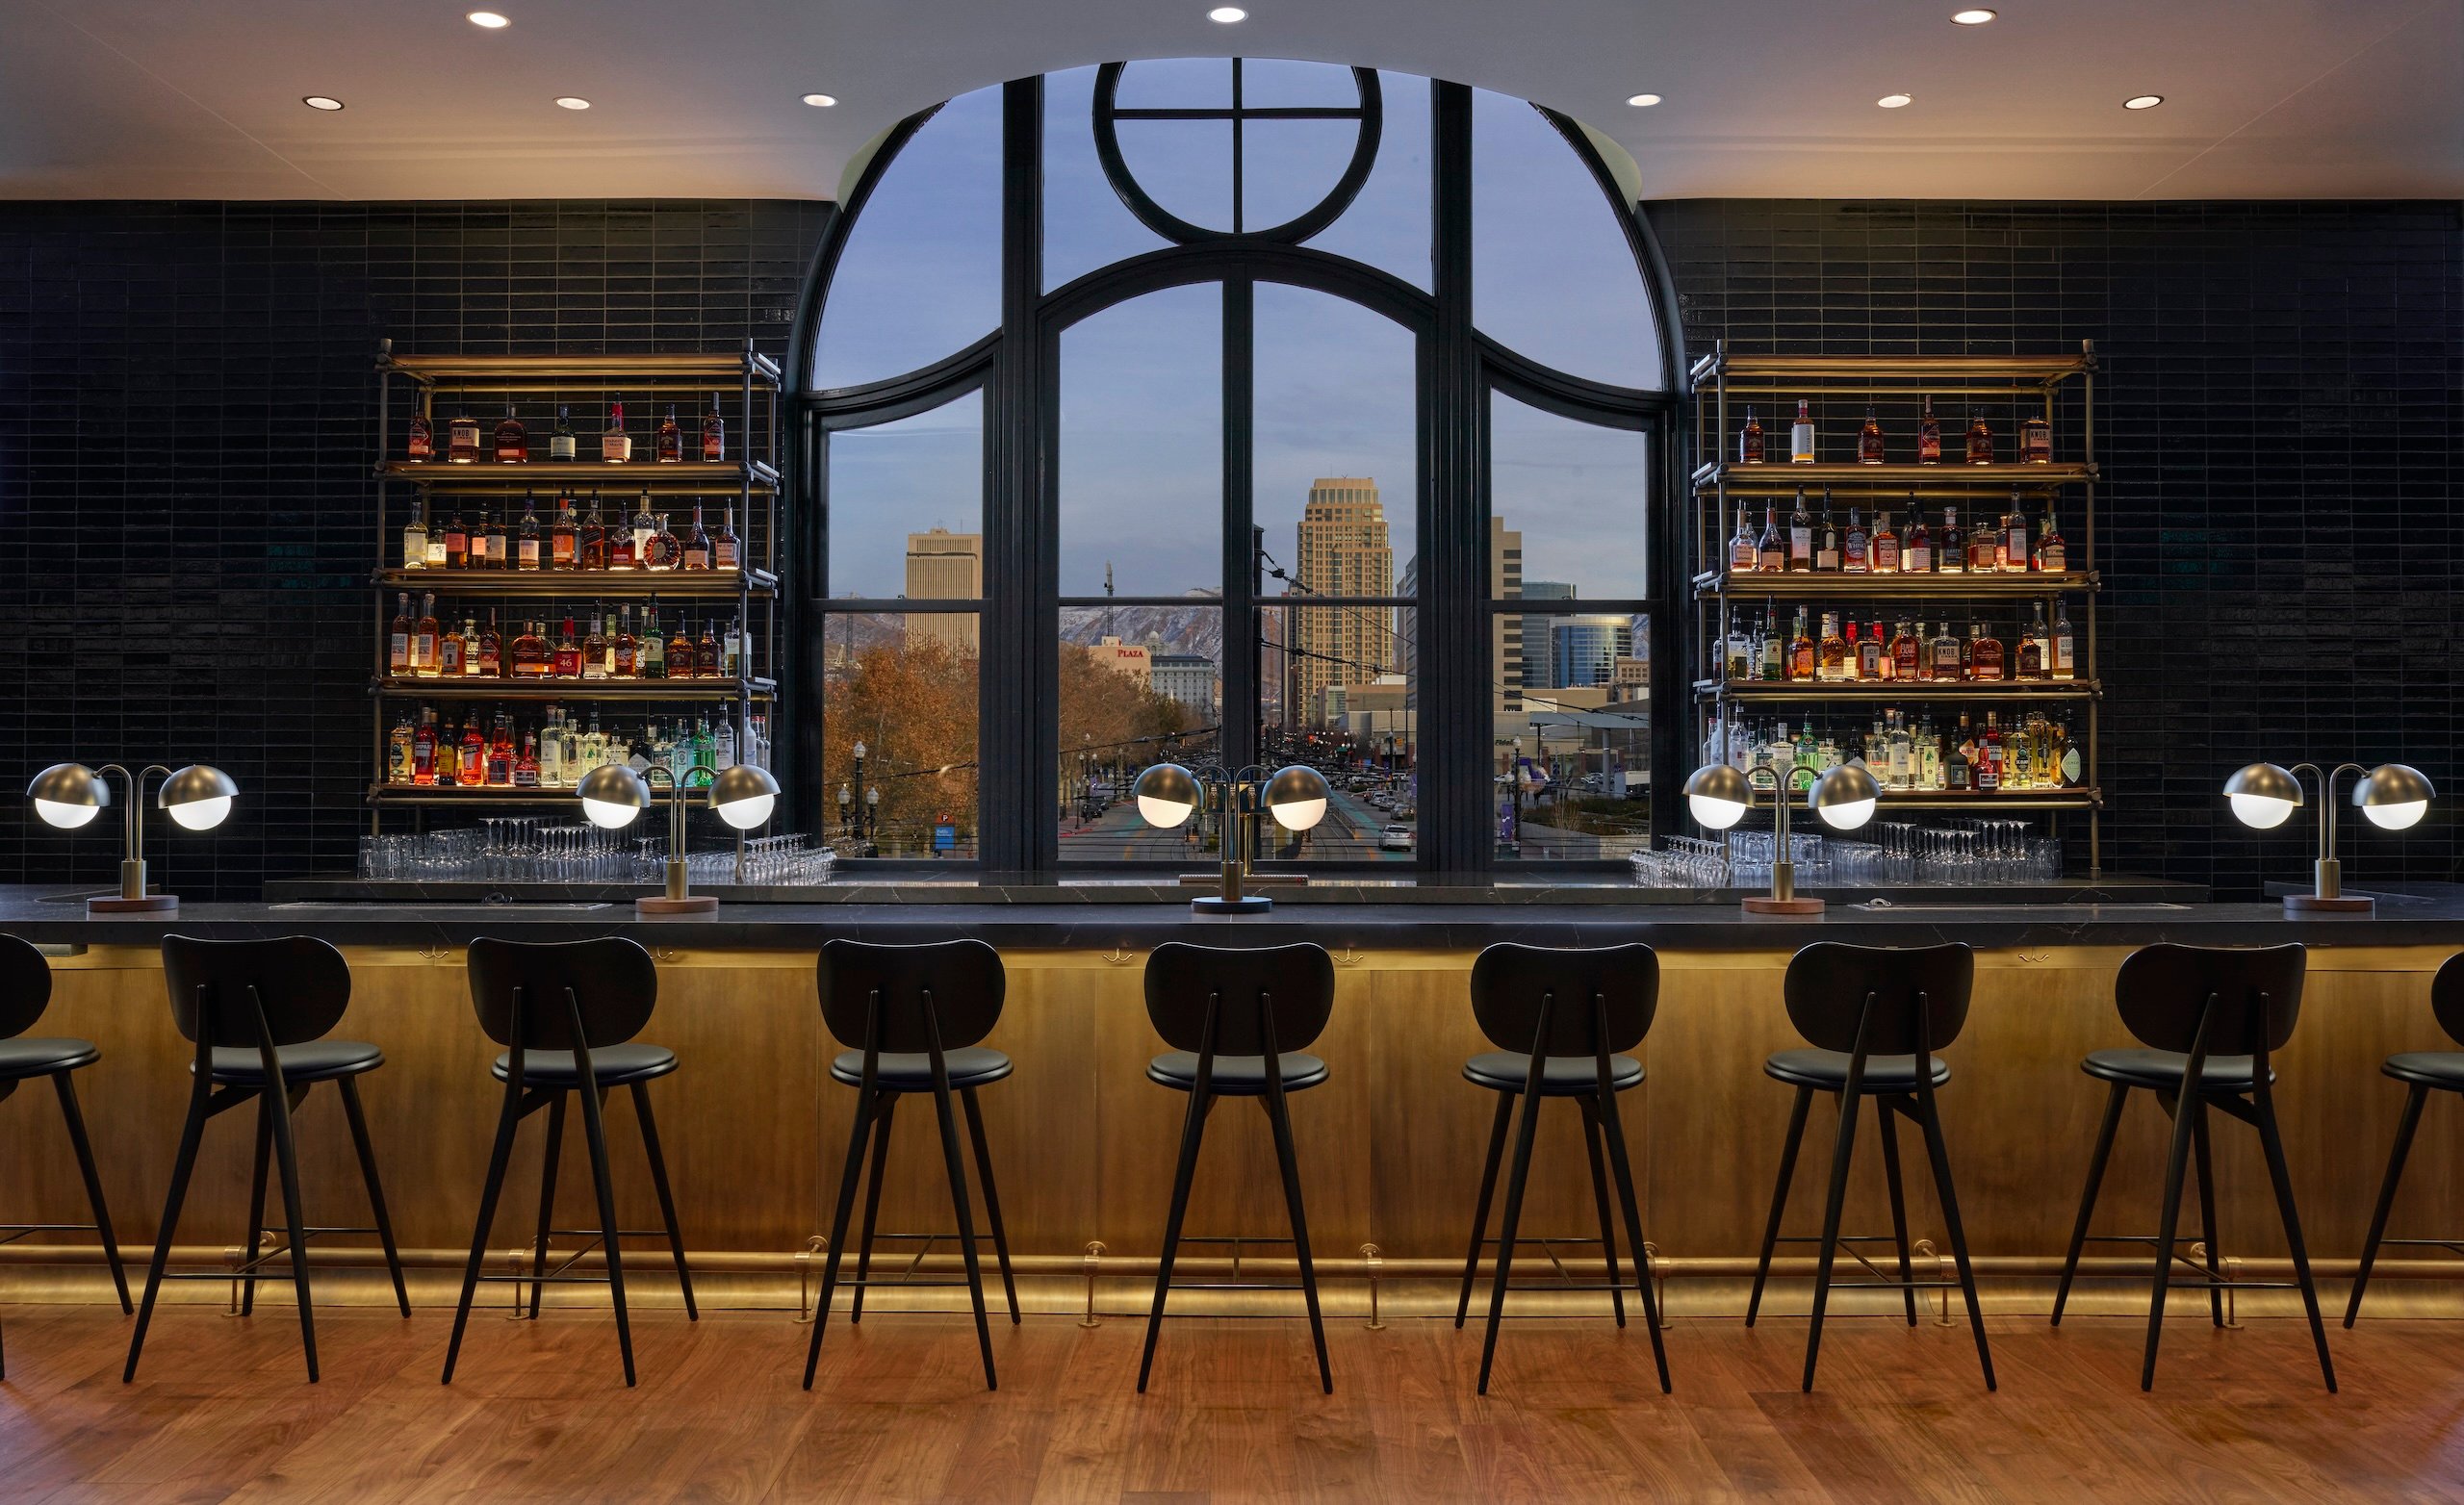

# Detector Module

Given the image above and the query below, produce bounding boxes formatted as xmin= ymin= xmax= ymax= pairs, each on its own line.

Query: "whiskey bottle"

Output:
xmin=407 ymin=405 xmax=434 ymax=462
xmin=493 ymin=401 xmax=527 ymax=464
xmin=1937 ymin=505 xmax=1964 ymax=574
xmin=434 ymin=717 xmax=460 ymax=787
xmin=1759 ymin=611 xmax=1784 ymax=681
xmin=551 ymin=494 xmax=578 ymax=570
xmin=1789 ymin=399 xmax=1815 ymax=464
xmin=1857 ymin=620 xmax=1884 ymax=679
xmin=642 ymin=605 xmax=667 ymax=679
xmin=583 ymin=611 xmax=609 ymax=680
xmin=389 ymin=710 xmax=415 ymax=783
xmin=1788 ymin=609 xmax=1815 ymax=681
xmin=1916 ymin=395 xmax=1941 ymax=464
xmin=580 ymin=491 xmax=608 ymax=570
xmin=2037 ymin=500 xmax=2066 ymax=574
xmin=1976 ymin=712 xmax=2004 ymax=792
xmin=614 ymin=604 xmax=638 ymax=677
xmin=2051 ymin=599 xmax=2076 ymax=680
xmin=401 ymin=503 xmax=428 ymax=572
xmin=443 ymin=504 xmax=470 ymax=571
xmin=1905 ymin=500 xmax=1932 ymax=574
xmin=1945 ymin=714 xmax=1973 ymax=792
xmin=2016 ymin=600 xmax=2046 ymax=679
xmin=655 ymin=405 xmax=683 ymax=463
xmin=2003 ymin=492 xmax=2029 ymax=573
xmin=413 ymin=709 xmax=438 ymax=786
xmin=1843 ymin=505 xmax=1870 ymax=574
xmin=1738 ymin=407 xmax=1764 ymax=465
xmin=460 ymin=718 xmax=486 ymax=786
xmin=1890 ymin=619 xmax=1922 ymax=681
xmin=448 ymin=409 xmax=482 ymax=464
xmin=478 ymin=498 xmax=506 ymax=571
xmin=412 ymin=593 xmax=441 ymax=676
xmin=699 ymin=617 xmax=721 ymax=677
xmin=1729 ymin=503 xmax=1758 ymax=574
xmin=1931 ymin=621 xmax=1963 ymax=681
xmin=477 ymin=611 xmax=503 ymax=677
xmin=1969 ymin=511 xmax=2000 ymax=574
xmin=517 ymin=493 xmax=543 ymax=571
xmin=703 ymin=393 xmax=726 ymax=462
xmin=549 ymin=405 xmax=577 ymax=461
xmin=553 ymin=617 xmax=581 ymax=678
xmin=1964 ymin=409 xmax=1992 ymax=465
xmin=1815 ymin=492 xmax=1840 ymax=572
xmin=1872 ymin=509 xmax=1900 ymax=574
xmin=629 ymin=492 xmax=657 ymax=567
xmin=1817 ymin=612 xmax=1846 ymax=681
xmin=388 ymin=593 xmax=413 ymax=675
xmin=440 ymin=617 xmax=467 ymax=677
xmin=1786 ymin=489 xmax=1813 ymax=572
xmin=2020 ymin=407 xmax=2052 ymax=464
xmin=602 ymin=397 xmax=631 ymax=463
xmin=1726 ymin=619 xmax=1753 ymax=681
xmin=1968 ymin=621 xmax=2005 ymax=681
xmin=683 ymin=503 xmax=712 ymax=572
xmin=1857 ymin=403 xmax=1885 ymax=464
xmin=714 ymin=504 xmax=741 ymax=572
xmin=725 ymin=617 xmax=747 ymax=679
xmin=1756 ymin=500 xmax=1784 ymax=573
xmin=512 ymin=619 xmax=550 ymax=678
xmin=645 ymin=514 xmax=681 ymax=573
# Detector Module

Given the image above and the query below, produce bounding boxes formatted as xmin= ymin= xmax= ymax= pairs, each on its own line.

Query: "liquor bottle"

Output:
xmin=1837 ymin=622 xmax=1860 ymax=681
xmin=714 ymin=504 xmax=741 ymax=571
xmin=514 ymin=731 xmax=540 ymax=789
xmin=703 ymin=393 xmax=726 ymax=462
xmin=512 ymin=619 xmax=550 ymax=677
xmin=1738 ymin=407 xmax=1764 ymax=464
xmin=683 ymin=502 xmax=712 ymax=572
xmin=1857 ymin=403 xmax=1885 ymax=464
xmin=389 ymin=593 xmax=413 ymax=676
xmin=580 ymin=491 xmax=609 ymax=571
xmin=1872 ymin=509 xmax=1899 ymax=574
xmin=583 ymin=611 xmax=608 ymax=680
xmin=1916 ymin=395 xmax=1941 ymax=464
xmin=479 ymin=498 xmax=507 ymax=570
xmin=2054 ymin=719 xmax=2082 ymax=787
xmin=670 ymin=614 xmax=694 ymax=678
xmin=1725 ymin=620 xmax=1753 ymax=681
xmin=2051 ymin=599 xmax=2076 ymax=680
xmin=1977 ymin=711 xmax=2004 ymax=792
xmin=459 ymin=718 xmax=485 ymax=786
xmin=1937 ymin=504 xmax=1965 ymax=574
xmin=551 ymin=495 xmax=578 ymax=570
xmin=440 ymin=617 xmax=467 ymax=677
xmin=396 ymin=502 xmax=427 ymax=574
xmin=698 ymin=617 xmax=721 ymax=677
xmin=550 ymin=405 xmax=577 ymax=461
xmin=434 ymin=716 xmax=460 ymax=787
xmin=517 ymin=493 xmax=543 ymax=571
xmin=407 ymin=405 xmax=434 ymax=462
xmin=602 ymin=396 xmax=631 ymax=462
xmin=1969 ymin=510 xmax=2000 ymax=573
xmin=2037 ymin=500 xmax=2066 ymax=574
xmin=1843 ymin=505 xmax=1870 ymax=574
xmin=1904 ymin=497 xmax=1932 ymax=573
xmin=1964 ymin=409 xmax=1992 ymax=465
xmin=645 ymin=513 xmax=680 ymax=573
xmin=642 ymin=603 xmax=666 ymax=679
xmin=714 ymin=718 xmax=736 ymax=771
xmin=477 ymin=611 xmax=503 ymax=676
xmin=1857 ymin=620 xmax=1883 ymax=679
xmin=2021 ymin=407 xmax=2051 ymax=464
xmin=413 ymin=709 xmax=438 ymax=785
xmin=1788 ymin=609 xmax=1815 ymax=681
xmin=2016 ymin=600 xmax=2046 ymax=679
xmin=1945 ymin=714 xmax=1973 ymax=792
xmin=553 ymin=617 xmax=581 ymax=679
xmin=629 ymin=492 xmax=657 ymax=566
xmin=1729 ymin=504 xmax=1757 ymax=574
xmin=1789 ymin=399 xmax=1815 ymax=464
xmin=540 ymin=709 xmax=565 ymax=788
xmin=487 ymin=714 xmax=515 ymax=786
xmin=1890 ymin=620 xmax=1921 ymax=681
xmin=2003 ymin=492 xmax=2029 ymax=573
xmin=1758 ymin=611 xmax=1784 ymax=681
xmin=388 ymin=710 xmax=415 ymax=783
xmin=1815 ymin=492 xmax=1840 ymax=572
xmin=1817 ymin=612 xmax=1846 ymax=682
xmin=1931 ymin=621 xmax=1963 ymax=681
xmin=493 ymin=401 xmax=527 ymax=463
xmin=1786 ymin=489 xmax=1813 ymax=572
xmin=442 ymin=504 xmax=470 ymax=571
xmin=448 ymin=409 xmax=482 ymax=464
xmin=1968 ymin=621 xmax=2005 ymax=681
xmin=726 ymin=617 xmax=748 ymax=679
xmin=655 ymin=405 xmax=683 ymax=464
xmin=607 ymin=603 xmax=632 ymax=677
xmin=1888 ymin=710 xmax=1914 ymax=790
xmin=691 ymin=718 xmax=716 ymax=772
xmin=1756 ymin=501 xmax=1784 ymax=573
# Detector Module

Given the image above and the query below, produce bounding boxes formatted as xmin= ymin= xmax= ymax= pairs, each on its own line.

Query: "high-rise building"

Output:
xmin=904 ymin=527 xmax=982 ymax=651
xmin=1521 ymin=581 xmax=1576 ymax=689
xmin=1288 ymin=478 xmax=1392 ymax=727
xmin=1150 ymin=652 xmax=1217 ymax=715
xmin=1552 ymin=614 xmax=1635 ymax=688
xmin=1490 ymin=520 xmax=1524 ymax=720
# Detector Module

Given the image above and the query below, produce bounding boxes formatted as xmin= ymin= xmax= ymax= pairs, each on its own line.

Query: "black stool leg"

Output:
xmin=630 ymin=1081 xmax=697 ymax=1322
xmin=1262 ymin=1077 xmax=1331 ymax=1395
xmin=573 ymin=1081 xmax=635 ymax=1387
xmin=1877 ymin=1100 xmax=1919 ymax=1328
xmin=262 ymin=1073 xmax=321 ymax=1383
xmin=527 ymin=1092 xmax=567 ymax=1320
xmin=961 ymin=1085 xmax=1021 ymax=1324
xmin=924 ymin=1062 xmax=997 ymax=1390
xmin=1595 ymin=1084 xmax=1672 ymax=1394
xmin=2348 ymin=1082 xmax=2429 ymax=1326
xmin=849 ymin=1090 xmax=896 ymax=1325
xmin=1914 ymin=1084 xmax=1994 ymax=1390
xmin=1578 ymin=1098 xmax=1626 ymax=1329
xmin=1476 ymin=1066 xmax=1548 ymax=1395
xmin=2252 ymin=1087 xmax=2336 ymax=1392
xmin=2140 ymin=1085 xmax=2199 ymax=1391
xmin=2052 ymin=1081 xmax=2128 ymax=1325
xmin=1453 ymin=1090 xmax=1514 ymax=1330
xmin=1802 ymin=1082 xmax=1863 ymax=1392
xmin=52 ymin=1072 xmax=131 ymax=1313
xmin=124 ymin=1074 xmax=211 ymax=1383
xmin=1747 ymin=1084 xmax=1813 ymax=1327
xmin=444 ymin=1077 xmax=524 ymax=1383
xmin=2191 ymin=1096 xmax=2223 ymax=1329
xmin=241 ymin=1092 xmax=272 ymax=1318
xmin=1138 ymin=1085 xmax=1213 ymax=1393
xmin=338 ymin=1077 xmax=410 ymax=1318
xmin=805 ymin=1085 xmax=879 ymax=1389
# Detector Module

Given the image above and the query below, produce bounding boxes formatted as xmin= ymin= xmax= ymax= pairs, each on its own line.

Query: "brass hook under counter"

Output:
xmin=1099 ymin=944 xmax=1138 ymax=965
xmin=649 ymin=947 xmax=683 ymax=964
xmin=1331 ymin=945 xmax=1366 ymax=966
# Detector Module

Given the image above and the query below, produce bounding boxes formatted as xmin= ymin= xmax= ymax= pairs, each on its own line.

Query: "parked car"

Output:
xmin=1380 ymin=824 xmax=1415 ymax=851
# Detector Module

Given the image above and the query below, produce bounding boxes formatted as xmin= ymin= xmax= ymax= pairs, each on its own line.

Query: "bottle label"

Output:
xmin=1788 ymin=527 xmax=1811 ymax=564
xmin=603 ymin=435 xmax=631 ymax=462
xmin=2041 ymin=543 xmax=2066 ymax=573
xmin=441 ymin=639 xmax=463 ymax=675
xmin=2055 ymin=635 xmax=2075 ymax=672
xmin=425 ymin=540 xmax=446 ymax=566
xmin=686 ymin=547 xmax=708 ymax=570
xmin=520 ymin=539 xmax=540 ymax=567
xmin=551 ymin=435 xmax=577 ymax=460
xmin=1790 ymin=424 xmax=1814 ymax=462
xmin=552 ymin=537 xmax=575 ymax=565
xmin=389 ymin=631 xmax=408 ymax=669
xmin=716 ymin=540 xmax=739 ymax=569
xmin=2062 ymin=747 xmax=2083 ymax=784
xmin=1907 ymin=544 xmax=1930 ymax=572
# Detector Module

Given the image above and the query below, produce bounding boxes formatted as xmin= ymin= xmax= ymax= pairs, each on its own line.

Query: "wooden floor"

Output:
xmin=2 ymin=1302 xmax=2460 ymax=1502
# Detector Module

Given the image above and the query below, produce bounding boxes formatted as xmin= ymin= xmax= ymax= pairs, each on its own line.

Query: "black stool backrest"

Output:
xmin=2431 ymin=953 xmax=2464 ymax=1047
xmin=0 ymin=932 xmax=53 ymax=1038
xmin=468 ymin=936 xmax=657 ymax=1050
xmin=1784 ymin=942 xmax=1975 ymax=1055
xmin=1470 ymin=942 xmax=1658 ymax=1056
xmin=161 ymin=934 xmax=349 ymax=1047
xmin=2115 ymin=943 xmax=2306 ymax=1057
xmin=816 ymin=938 xmax=1005 ymax=1053
xmin=1144 ymin=942 xmax=1334 ymax=1056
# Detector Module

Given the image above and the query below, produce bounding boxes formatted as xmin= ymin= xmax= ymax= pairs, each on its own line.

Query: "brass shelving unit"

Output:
xmin=1689 ymin=341 xmax=2103 ymax=867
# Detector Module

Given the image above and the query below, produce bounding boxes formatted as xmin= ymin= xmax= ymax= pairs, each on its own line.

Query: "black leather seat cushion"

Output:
xmin=200 ymin=1039 xmax=384 ymax=1084
xmin=0 ymin=1035 xmax=100 ymax=1079
xmin=1463 ymin=1051 xmax=1644 ymax=1095
xmin=1765 ymin=1048 xmax=1951 ymax=1091
xmin=496 ymin=1043 xmax=679 ymax=1087
xmin=830 ymin=1046 xmax=1013 ymax=1091
xmin=2083 ymin=1047 xmax=2266 ymax=1090
xmin=1147 ymin=1050 xmax=1327 ymax=1095
xmin=2384 ymin=1051 xmax=2464 ymax=1089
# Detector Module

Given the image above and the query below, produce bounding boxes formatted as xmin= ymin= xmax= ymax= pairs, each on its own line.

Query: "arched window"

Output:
xmin=794 ymin=64 xmax=1678 ymax=873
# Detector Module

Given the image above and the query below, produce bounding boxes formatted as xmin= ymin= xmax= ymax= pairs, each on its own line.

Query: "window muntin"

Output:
xmin=1057 ymin=285 xmax=1223 ymax=599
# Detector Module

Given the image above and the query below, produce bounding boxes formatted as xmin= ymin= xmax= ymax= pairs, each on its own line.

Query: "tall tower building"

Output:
xmin=1289 ymin=477 xmax=1393 ymax=727
xmin=904 ymin=527 xmax=983 ymax=651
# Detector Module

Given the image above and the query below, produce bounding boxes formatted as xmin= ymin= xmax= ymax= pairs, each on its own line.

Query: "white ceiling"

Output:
xmin=7 ymin=0 xmax=2459 ymax=202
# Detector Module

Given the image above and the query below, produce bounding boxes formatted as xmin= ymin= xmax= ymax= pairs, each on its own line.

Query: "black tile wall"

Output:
xmin=1647 ymin=199 xmax=2464 ymax=898
xmin=0 ymin=200 xmax=832 ymax=899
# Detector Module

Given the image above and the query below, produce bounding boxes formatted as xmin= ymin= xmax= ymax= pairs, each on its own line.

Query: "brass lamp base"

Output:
xmin=1741 ymin=895 xmax=1826 ymax=916
xmin=2284 ymin=894 xmax=2374 ymax=915
xmin=637 ymin=895 xmax=720 ymax=916
xmin=88 ymin=894 xmax=178 ymax=914
xmin=1192 ymin=895 xmax=1274 ymax=914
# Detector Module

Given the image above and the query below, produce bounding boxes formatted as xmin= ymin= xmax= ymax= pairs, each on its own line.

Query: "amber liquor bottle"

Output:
xmin=448 ymin=409 xmax=482 ymax=464
xmin=388 ymin=593 xmax=413 ymax=675
xmin=1756 ymin=500 xmax=1784 ymax=573
xmin=2003 ymin=496 xmax=2029 ymax=574
xmin=698 ymin=618 xmax=722 ymax=677
xmin=1817 ymin=612 xmax=1847 ymax=682
xmin=553 ymin=617 xmax=581 ymax=678
xmin=509 ymin=620 xmax=547 ymax=677
xmin=478 ymin=499 xmax=507 ymax=570
xmin=714 ymin=504 xmax=741 ymax=571
xmin=442 ymin=504 xmax=470 ymax=571
xmin=1858 ymin=620 xmax=1885 ymax=680
xmin=1890 ymin=620 xmax=1922 ymax=680
xmin=2015 ymin=601 xmax=2047 ymax=679
xmin=602 ymin=397 xmax=631 ymax=462
xmin=1904 ymin=500 xmax=1932 ymax=573
xmin=516 ymin=494 xmax=544 ymax=571
xmin=2036 ymin=501 xmax=2066 ymax=574
xmin=1788 ymin=609 xmax=1815 ymax=681
xmin=655 ymin=405 xmax=683 ymax=463
xmin=1843 ymin=505 xmax=1870 ymax=574
xmin=412 ymin=593 xmax=442 ymax=678
xmin=702 ymin=394 xmax=726 ymax=462
xmin=583 ymin=611 xmax=609 ymax=680
xmin=1729 ymin=503 xmax=1757 ymax=574
xmin=1936 ymin=505 xmax=1964 ymax=574
xmin=477 ymin=611 xmax=503 ymax=677
xmin=551 ymin=494 xmax=578 ymax=570
xmin=1857 ymin=403 xmax=1885 ymax=464
xmin=1872 ymin=509 xmax=1899 ymax=574
xmin=1815 ymin=493 xmax=1840 ymax=572
xmin=413 ymin=710 xmax=438 ymax=786
xmin=614 ymin=604 xmax=639 ymax=678
xmin=1737 ymin=407 xmax=1764 ymax=465
xmin=406 ymin=404 xmax=434 ymax=462
xmin=579 ymin=492 xmax=608 ymax=571
xmin=683 ymin=503 xmax=712 ymax=572
xmin=1968 ymin=622 xmax=2005 ymax=681
xmin=1964 ymin=410 xmax=1992 ymax=465
xmin=2020 ymin=407 xmax=2052 ymax=464
xmin=1789 ymin=399 xmax=1815 ymax=464
xmin=493 ymin=401 xmax=527 ymax=463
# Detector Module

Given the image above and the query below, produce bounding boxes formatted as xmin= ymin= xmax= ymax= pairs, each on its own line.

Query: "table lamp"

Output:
xmin=1133 ymin=761 xmax=1331 ymax=913
xmin=27 ymin=761 xmax=240 ymax=914
xmin=580 ymin=760 xmax=782 ymax=916
xmin=2224 ymin=760 xmax=2433 ymax=915
xmin=1683 ymin=759 xmax=1880 ymax=916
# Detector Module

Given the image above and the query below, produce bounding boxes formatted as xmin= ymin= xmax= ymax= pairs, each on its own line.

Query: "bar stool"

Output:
xmin=1452 ymin=941 xmax=1669 ymax=1395
xmin=444 ymin=936 xmax=696 ymax=1387
xmin=2049 ymin=942 xmax=2332 ymax=1391
xmin=127 ymin=935 xmax=410 ymax=1385
xmin=2344 ymin=952 xmax=2464 ymax=1323
xmin=0 ymin=932 xmax=133 ymax=1378
xmin=807 ymin=938 xmax=1018 ymax=1393
xmin=1139 ymin=940 xmax=1335 ymax=1395
xmin=1745 ymin=941 xmax=1993 ymax=1392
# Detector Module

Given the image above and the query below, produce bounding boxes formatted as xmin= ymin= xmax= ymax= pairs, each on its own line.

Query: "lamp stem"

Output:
xmin=1770 ymin=768 xmax=1810 ymax=904
xmin=1217 ymin=780 xmax=1245 ymax=906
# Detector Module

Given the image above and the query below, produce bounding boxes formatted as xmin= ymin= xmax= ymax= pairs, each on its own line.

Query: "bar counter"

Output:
xmin=7 ymin=883 xmax=2464 ymax=1310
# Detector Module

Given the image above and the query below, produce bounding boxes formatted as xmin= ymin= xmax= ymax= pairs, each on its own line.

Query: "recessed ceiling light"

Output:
xmin=802 ymin=93 xmax=838 ymax=108
xmin=554 ymin=96 xmax=591 ymax=111
xmin=1207 ymin=6 xmax=1246 ymax=21
xmin=1951 ymin=9 xmax=1996 ymax=22
xmin=1877 ymin=93 xmax=1913 ymax=109
xmin=1626 ymin=93 xmax=1663 ymax=108
xmin=302 ymin=96 xmax=344 ymax=111
xmin=467 ymin=10 xmax=509 ymax=26
xmin=2123 ymin=94 xmax=2165 ymax=110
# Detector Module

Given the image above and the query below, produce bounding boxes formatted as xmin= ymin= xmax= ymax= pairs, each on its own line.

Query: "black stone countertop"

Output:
xmin=8 ymin=882 xmax=2464 ymax=954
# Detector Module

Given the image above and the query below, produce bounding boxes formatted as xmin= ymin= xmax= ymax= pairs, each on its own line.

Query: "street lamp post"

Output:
xmin=837 ymin=781 xmax=853 ymax=840
xmin=864 ymin=784 xmax=880 ymax=855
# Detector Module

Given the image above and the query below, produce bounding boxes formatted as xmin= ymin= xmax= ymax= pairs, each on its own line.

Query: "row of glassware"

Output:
xmin=354 ymin=823 xmax=836 ymax=886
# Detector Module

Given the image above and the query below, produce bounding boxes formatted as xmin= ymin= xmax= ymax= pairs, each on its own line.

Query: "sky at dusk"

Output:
xmin=816 ymin=64 xmax=1657 ymax=609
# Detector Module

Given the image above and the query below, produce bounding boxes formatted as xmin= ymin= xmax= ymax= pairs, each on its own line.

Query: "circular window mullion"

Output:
xmin=1093 ymin=62 xmax=1382 ymax=246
